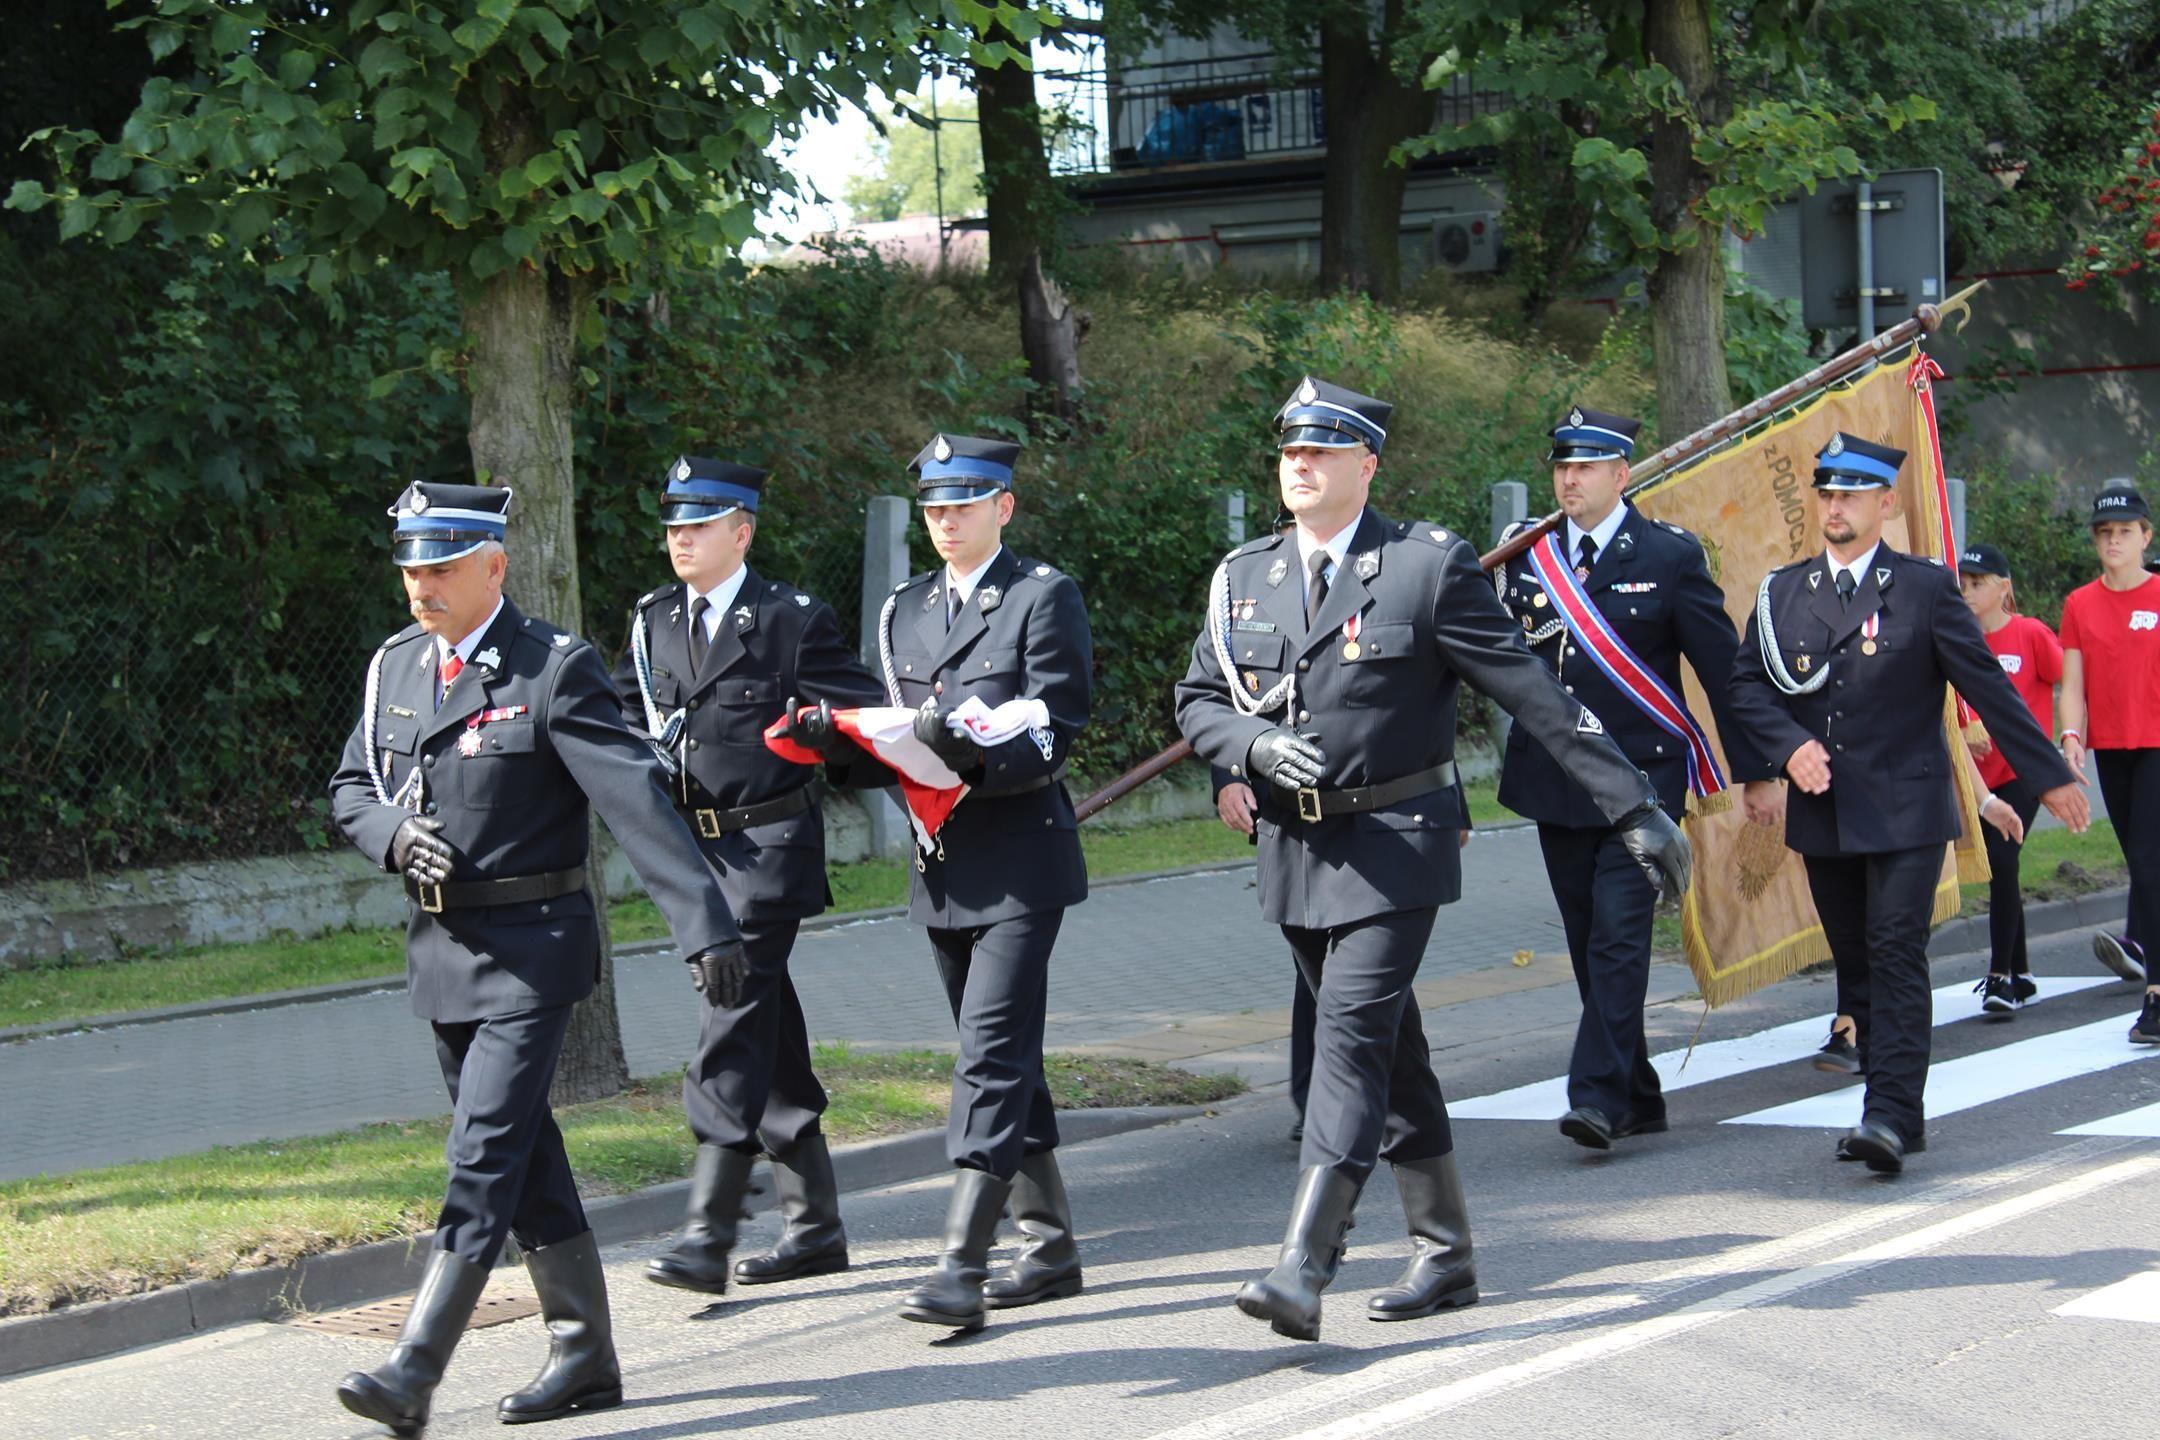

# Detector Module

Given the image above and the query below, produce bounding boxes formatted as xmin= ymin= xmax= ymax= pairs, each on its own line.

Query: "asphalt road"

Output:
xmin=8 ymin=926 xmax=2158 ymax=1440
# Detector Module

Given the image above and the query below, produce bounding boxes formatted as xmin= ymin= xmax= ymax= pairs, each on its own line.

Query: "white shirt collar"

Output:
xmin=1565 ymin=501 xmax=1629 ymax=563
xmin=944 ymin=547 xmax=1006 ymax=606
xmin=1295 ymin=511 xmax=1362 ymax=593
xmin=437 ymin=597 xmax=505 ymax=667
xmin=688 ymin=565 xmax=751 ymax=639
xmin=1828 ymin=541 xmax=1881 ymax=589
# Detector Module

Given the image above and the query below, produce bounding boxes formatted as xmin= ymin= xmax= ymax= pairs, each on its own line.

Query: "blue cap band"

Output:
xmin=1815 ymin=451 xmax=1900 ymax=485
xmin=918 ymin=456 xmax=1014 ymax=485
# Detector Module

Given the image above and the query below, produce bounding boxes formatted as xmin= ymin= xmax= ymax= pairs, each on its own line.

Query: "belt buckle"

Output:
xmin=694 ymin=808 xmax=722 ymax=840
xmin=1296 ymin=786 xmax=1324 ymax=824
xmin=416 ymin=882 xmax=446 ymax=914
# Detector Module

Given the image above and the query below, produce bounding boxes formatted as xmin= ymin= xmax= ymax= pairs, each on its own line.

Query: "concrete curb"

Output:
xmin=0 ymin=860 xmax=1268 ymax=1046
xmin=0 ymin=1103 xmax=1202 ymax=1382
xmin=1927 ymin=886 xmax=2128 ymax=961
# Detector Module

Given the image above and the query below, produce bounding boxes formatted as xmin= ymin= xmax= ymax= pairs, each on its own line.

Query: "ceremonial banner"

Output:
xmin=1631 ymin=347 xmax=1991 ymax=1006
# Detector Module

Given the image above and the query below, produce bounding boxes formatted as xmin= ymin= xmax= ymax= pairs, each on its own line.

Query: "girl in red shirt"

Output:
xmin=1960 ymin=543 xmax=2063 ymax=1017
xmin=2057 ymin=483 xmax=2160 ymax=1043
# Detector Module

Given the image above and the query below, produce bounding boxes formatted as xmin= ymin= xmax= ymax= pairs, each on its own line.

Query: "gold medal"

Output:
xmin=1862 ymin=639 xmax=1878 ymax=656
xmin=1796 ymin=654 xmax=1812 ymax=673
xmin=1342 ymin=641 xmax=1361 ymax=660
xmin=1533 ymin=593 xmax=1548 ymax=608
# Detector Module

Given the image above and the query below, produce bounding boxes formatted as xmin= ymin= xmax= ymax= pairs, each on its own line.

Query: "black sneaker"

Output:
xmin=2096 ymin=933 xmax=2148 ymax=984
xmin=1978 ymin=974 xmax=2020 ymax=1018
xmin=1813 ymin=1028 xmax=1861 ymax=1074
xmin=2012 ymin=974 xmax=2039 ymax=1004
xmin=2131 ymin=993 xmax=2160 ymax=1046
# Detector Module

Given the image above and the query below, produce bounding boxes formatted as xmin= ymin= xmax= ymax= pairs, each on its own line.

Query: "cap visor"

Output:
xmin=1278 ymin=425 xmax=1368 ymax=450
xmin=916 ymin=485 xmax=1004 ymax=506
xmin=393 ymin=535 xmax=492 ymax=567
xmin=1811 ymin=472 xmax=1894 ymax=491
xmin=662 ymin=501 xmax=745 ymax=526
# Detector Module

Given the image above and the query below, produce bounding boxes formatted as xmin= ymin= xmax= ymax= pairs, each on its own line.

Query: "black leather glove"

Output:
xmin=911 ymin=704 xmax=979 ymax=765
xmin=1616 ymin=802 xmax=1693 ymax=904
xmin=686 ymin=941 xmax=750 ymax=1009
xmin=391 ymin=816 xmax=455 ymax=885
xmin=1246 ymin=728 xmax=1328 ymax=792
xmin=776 ymin=695 xmax=837 ymax=753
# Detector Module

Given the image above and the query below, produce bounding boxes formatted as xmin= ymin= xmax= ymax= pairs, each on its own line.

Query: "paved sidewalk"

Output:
xmin=0 ymin=827 xmax=1572 ymax=1182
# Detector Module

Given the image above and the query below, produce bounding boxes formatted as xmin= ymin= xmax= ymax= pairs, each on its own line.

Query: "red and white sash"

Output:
xmin=1524 ymin=531 xmax=1728 ymax=797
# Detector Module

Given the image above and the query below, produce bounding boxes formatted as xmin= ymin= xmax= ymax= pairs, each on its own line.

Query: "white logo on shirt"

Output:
xmin=1998 ymin=653 xmax=2023 ymax=675
xmin=2133 ymin=610 xmax=2159 ymax=632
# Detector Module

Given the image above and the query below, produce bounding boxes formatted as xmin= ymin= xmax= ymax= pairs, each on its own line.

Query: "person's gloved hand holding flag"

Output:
xmin=764 ymin=696 xmax=1052 ymax=852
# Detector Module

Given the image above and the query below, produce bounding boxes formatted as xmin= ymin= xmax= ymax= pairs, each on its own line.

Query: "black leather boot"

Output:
xmin=1235 ymin=1165 xmax=1361 ymax=1342
xmin=499 ymin=1230 xmax=624 ymax=1424
xmin=899 ymin=1168 xmax=1011 ymax=1332
xmin=336 ymin=1248 xmax=489 ymax=1436
xmin=734 ymin=1134 xmax=849 ymax=1285
xmin=1366 ymin=1153 xmax=1479 ymax=1321
xmin=644 ymin=1144 xmax=756 ymax=1293
xmin=983 ymin=1151 xmax=1082 ymax=1309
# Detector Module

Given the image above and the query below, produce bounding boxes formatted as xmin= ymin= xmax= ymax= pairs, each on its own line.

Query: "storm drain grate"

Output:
xmin=294 ymin=1288 xmax=540 ymax=1340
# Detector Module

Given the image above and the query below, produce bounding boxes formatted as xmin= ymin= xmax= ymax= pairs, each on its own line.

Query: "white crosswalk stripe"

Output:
xmin=2058 ymin=1097 xmax=2160 ymax=1137
xmin=1452 ymin=977 xmax=2113 ymax=1122
xmin=1724 ymin=1011 xmax=2160 ymax=1130
xmin=2054 ymin=1271 xmax=2160 ymax=1323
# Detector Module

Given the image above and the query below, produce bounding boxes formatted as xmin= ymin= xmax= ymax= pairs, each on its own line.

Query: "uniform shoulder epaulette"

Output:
xmin=1409 ymin=521 xmax=1459 ymax=546
xmin=1494 ymin=519 xmax=1529 ymax=545
xmin=894 ymin=569 xmax=936 ymax=596
xmin=517 ymin=613 xmax=588 ymax=656
xmin=379 ymin=622 xmax=427 ymax=651
xmin=1016 ymin=556 xmax=1066 ymax=582
xmin=634 ymin=584 xmax=674 ymax=612
xmin=1923 ymin=555 xmax=1946 ymax=566
xmin=1229 ymin=532 xmax=1281 ymax=559
xmin=1654 ymin=518 xmax=1695 ymax=539
xmin=1768 ymin=557 xmax=1811 ymax=576
xmin=764 ymin=578 xmax=819 ymax=611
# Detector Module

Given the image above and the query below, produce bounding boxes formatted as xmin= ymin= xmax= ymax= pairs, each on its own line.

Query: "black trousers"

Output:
xmin=682 ymin=915 xmax=827 ymax=1157
xmin=1282 ymin=907 xmax=1452 ymax=1183
xmin=429 ymin=1003 xmax=588 ymax=1267
xmin=1538 ymin=822 xmax=1665 ymax=1122
xmin=929 ymin=910 xmax=1063 ymax=1179
xmin=1982 ymin=777 xmax=2042 ymax=976
xmin=1289 ymin=965 xmax=1316 ymax=1115
xmin=2096 ymin=748 xmax=2160 ymax=957
xmin=1803 ymin=846 xmax=1942 ymax=1146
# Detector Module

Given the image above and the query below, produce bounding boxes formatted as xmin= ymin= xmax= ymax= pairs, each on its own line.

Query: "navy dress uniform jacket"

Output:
xmin=1496 ymin=507 xmax=1774 ymax=825
xmin=1727 ymin=546 xmax=2074 ymax=855
xmin=330 ymin=598 xmax=740 ymax=1022
xmin=1175 ymin=508 xmax=1658 ymax=931
xmin=881 ymin=547 xmax=1092 ymax=927
xmin=610 ymin=567 xmax=890 ymax=923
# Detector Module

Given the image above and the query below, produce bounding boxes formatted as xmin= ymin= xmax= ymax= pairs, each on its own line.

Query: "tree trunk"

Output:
xmin=1317 ymin=0 xmax=1439 ymax=300
xmin=1644 ymin=0 xmax=1733 ymax=436
xmin=461 ymin=258 xmax=627 ymax=1107
xmin=973 ymin=6 xmax=1054 ymax=287
xmin=1017 ymin=250 xmax=1083 ymax=424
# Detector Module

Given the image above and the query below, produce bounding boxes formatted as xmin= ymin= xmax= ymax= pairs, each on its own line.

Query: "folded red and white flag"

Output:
xmin=764 ymin=697 xmax=1052 ymax=851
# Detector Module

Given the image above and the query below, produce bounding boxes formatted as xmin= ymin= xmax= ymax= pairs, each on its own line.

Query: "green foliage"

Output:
xmin=9 ymin=0 xmax=1026 ymax=291
xmin=841 ymin=91 xmax=986 ymax=224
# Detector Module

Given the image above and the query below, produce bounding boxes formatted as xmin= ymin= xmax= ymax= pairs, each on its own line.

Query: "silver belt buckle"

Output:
xmin=694 ymin=808 xmax=722 ymax=840
xmin=416 ymin=883 xmax=446 ymax=914
xmin=1296 ymin=786 xmax=1324 ymax=824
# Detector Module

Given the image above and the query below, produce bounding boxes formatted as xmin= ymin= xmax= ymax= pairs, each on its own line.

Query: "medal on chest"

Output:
xmin=1341 ymin=613 xmax=1363 ymax=661
xmin=458 ymin=705 xmax=529 ymax=757
xmin=1860 ymin=612 xmax=1881 ymax=657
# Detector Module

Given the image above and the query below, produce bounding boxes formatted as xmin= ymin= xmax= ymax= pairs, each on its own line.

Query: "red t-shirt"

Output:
xmin=2059 ymin=574 xmax=2160 ymax=750
xmin=1975 ymin=614 xmax=2062 ymax=789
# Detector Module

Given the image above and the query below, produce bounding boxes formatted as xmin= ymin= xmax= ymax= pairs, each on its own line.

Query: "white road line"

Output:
xmin=1452 ymin=977 xmax=2113 ymax=1121
xmin=1278 ymin=1153 xmax=2160 ymax=1440
xmin=1725 ymin=1012 xmax=2160 ymax=1130
xmin=2060 ymin=1097 xmax=2160 ymax=1137
xmin=1136 ymin=1140 xmax=2140 ymax=1440
xmin=2054 ymin=1270 xmax=2160 ymax=1323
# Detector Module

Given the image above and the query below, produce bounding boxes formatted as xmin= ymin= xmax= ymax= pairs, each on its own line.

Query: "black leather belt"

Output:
xmin=1281 ymin=760 xmax=1460 ymax=823
xmin=973 ymin=765 xmax=1068 ymax=800
xmin=406 ymin=865 xmax=587 ymax=915
xmin=685 ymin=780 xmax=822 ymax=840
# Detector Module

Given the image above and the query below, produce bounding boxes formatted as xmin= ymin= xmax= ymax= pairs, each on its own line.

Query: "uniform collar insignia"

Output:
xmin=923 ymin=586 xmax=941 ymax=612
xmin=734 ymin=604 xmax=754 ymax=628
xmin=978 ymin=585 xmax=1002 ymax=613
xmin=1615 ymin=530 xmax=1634 ymax=552
xmin=1807 ymin=570 xmax=1822 ymax=591
xmin=669 ymin=603 xmax=681 ymax=623
xmin=1354 ymin=549 xmax=1379 ymax=579
xmin=475 ymin=646 xmax=501 ymax=670
xmin=1266 ymin=555 xmax=1289 ymax=587
xmin=1876 ymin=567 xmax=1892 ymax=587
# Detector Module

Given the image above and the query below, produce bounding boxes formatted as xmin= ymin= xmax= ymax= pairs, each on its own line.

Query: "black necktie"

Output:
xmin=1836 ymin=569 xmax=1857 ymax=607
xmin=946 ymin=583 xmax=960 ymax=631
xmin=688 ymin=596 xmax=711 ymax=675
xmin=1576 ymin=534 xmax=1598 ymax=577
xmin=1305 ymin=550 xmax=1331 ymax=630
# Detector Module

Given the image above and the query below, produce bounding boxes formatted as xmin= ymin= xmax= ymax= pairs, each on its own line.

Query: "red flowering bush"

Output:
xmin=2065 ymin=94 xmax=2160 ymax=296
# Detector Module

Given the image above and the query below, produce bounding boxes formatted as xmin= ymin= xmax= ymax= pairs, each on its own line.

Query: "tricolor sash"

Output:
xmin=1524 ymin=531 xmax=1728 ymax=797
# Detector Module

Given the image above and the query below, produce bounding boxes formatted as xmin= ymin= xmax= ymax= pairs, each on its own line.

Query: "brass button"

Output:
xmin=688 ymin=739 xmax=701 ymax=750
xmin=1297 ymin=710 xmax=1310 ymax=724
xmin=687 ymin=700 xmax=699 ymax=711
xmin=1297 ymin=659 xmax=1311 ymax=672
xmin=423 ymin=754 xmax=436 ymax=768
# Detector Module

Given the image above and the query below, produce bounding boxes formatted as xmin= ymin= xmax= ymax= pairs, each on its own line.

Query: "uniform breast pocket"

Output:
xmin=889 ymin=649 xmax=934 ymax=706
xmin=714 ymin=678 xmax=784 ymax=743
xmin=1609 ymin=589 xmax=1670 ymax=626
xmin=959 ymin=646 xmax=1024 ymax=705
xmin=453 ymin=721 xmax=539 ymax=808
xmin=1229 ymin=632 xmax=1287 ymax=699
xmin=1341 ymin=621 xmax=1415 ymax=705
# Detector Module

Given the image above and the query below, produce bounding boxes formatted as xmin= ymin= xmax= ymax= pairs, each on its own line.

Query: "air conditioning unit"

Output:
xmin=1431 ymin=212 xmax=1501 ymax=273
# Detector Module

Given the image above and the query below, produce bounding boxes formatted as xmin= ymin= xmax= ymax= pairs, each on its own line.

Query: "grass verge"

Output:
xmin=0 ymin=1046 xmax=1244 ymax=1318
